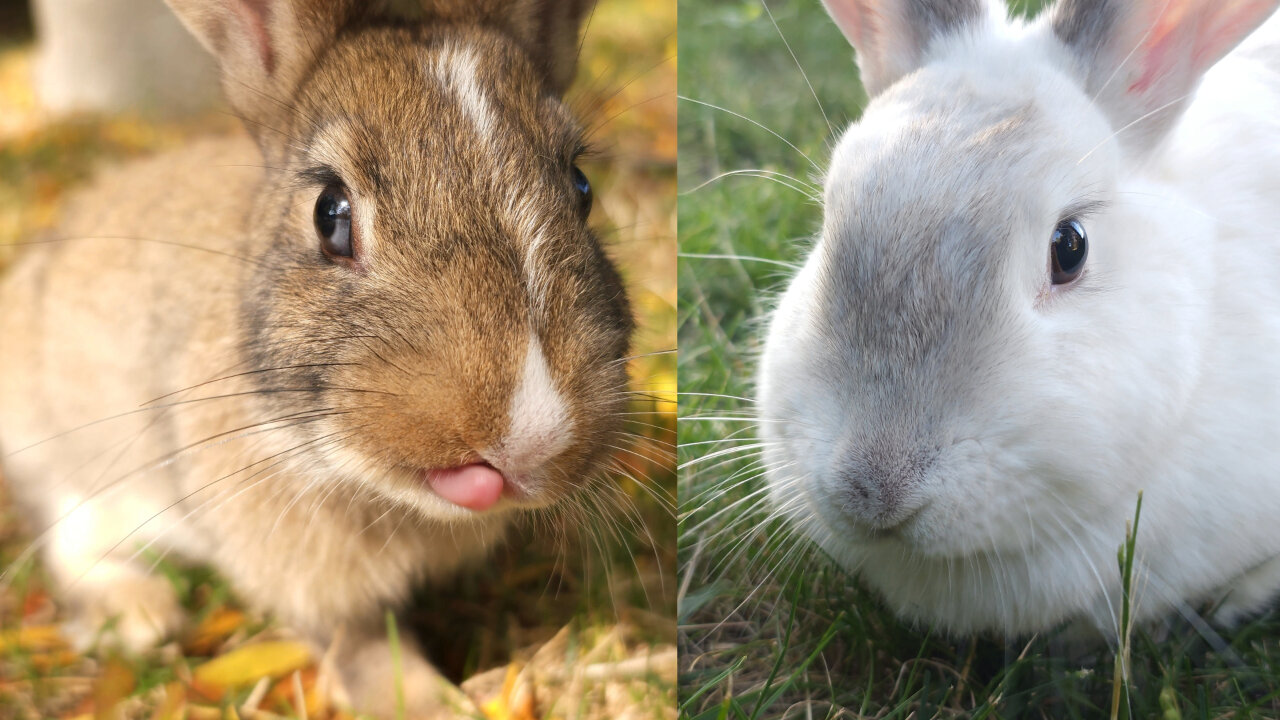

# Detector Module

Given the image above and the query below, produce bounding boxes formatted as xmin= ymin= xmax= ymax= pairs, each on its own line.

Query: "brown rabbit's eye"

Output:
xmin=315 ymin=184 xmax=353 ymax=259
xmin=572 ymin=165 xmax=592 ymax=218
xmin=1050 ymin=219 xmax=1087 ymax=285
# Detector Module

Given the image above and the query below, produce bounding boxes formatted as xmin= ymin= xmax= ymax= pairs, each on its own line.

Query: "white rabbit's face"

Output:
xmin=757 ymin=38 xmax=1215 ymax=633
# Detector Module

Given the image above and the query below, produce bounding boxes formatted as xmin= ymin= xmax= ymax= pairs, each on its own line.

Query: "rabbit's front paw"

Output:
xmin=62 ymin=562 xmax=184 ymax=653
xmin=338 ymin=629 xmax=480 ymax=720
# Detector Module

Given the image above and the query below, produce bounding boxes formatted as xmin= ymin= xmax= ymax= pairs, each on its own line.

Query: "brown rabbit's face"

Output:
xmin=240 ymin=25 xmax=632 ymax=520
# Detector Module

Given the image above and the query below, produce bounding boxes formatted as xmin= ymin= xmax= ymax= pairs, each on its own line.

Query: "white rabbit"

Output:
xmin=757 ymin=0 xmax=1280 ymax=638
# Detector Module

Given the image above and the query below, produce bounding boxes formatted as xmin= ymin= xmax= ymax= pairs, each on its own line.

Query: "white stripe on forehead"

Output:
xmin=430 ymin=40 xmax=496 ymax=140
xmin=507 ymin=191 xmax=550 ymax=309
xmin=431 ymin=48 xmax=561 ymax=312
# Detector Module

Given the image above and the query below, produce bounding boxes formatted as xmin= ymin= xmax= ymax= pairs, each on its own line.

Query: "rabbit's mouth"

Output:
xmin=809 ymin=490 xmax=931 ymax=547
xmin=423 ymin=462 xmax=506 ymax=511
xmin=416 ymin=461 xmax=554 ymax=513
xmin=860 ymin=503 xmax=930 ymax=542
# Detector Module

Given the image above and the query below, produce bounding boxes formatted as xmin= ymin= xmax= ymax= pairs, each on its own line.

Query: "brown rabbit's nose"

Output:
xmin=482 ymin=333 xmax=576 ymax=478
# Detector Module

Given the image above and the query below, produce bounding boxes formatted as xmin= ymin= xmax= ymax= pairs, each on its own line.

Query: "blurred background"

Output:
xmin=0 ymin=0 xmax=675 ymax=718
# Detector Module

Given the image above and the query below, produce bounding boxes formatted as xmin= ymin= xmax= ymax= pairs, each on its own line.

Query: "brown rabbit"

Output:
xmin=0 ymin=0 xmax=633 ymax=715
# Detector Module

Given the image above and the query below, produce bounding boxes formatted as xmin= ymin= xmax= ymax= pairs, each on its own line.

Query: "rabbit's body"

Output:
xmin=1 ymin=2 xmax=629 ymax=715
xmin=0 ymin=137 xmax=502 ymax=639
xmin=758 ymin=0 xmax=1280 ymax=638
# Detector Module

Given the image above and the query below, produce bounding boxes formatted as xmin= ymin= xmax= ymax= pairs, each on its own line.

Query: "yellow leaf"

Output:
xmin=150 ymin=682 xmax=185 ymax=720
xmin=185 ymin=608 xmax=246 ymax=655
xmin=0 ymin=624 xmax=66 ymax=652
xmin=93 ymin=657 xmax=136 ymax=720
xmin=480 ymin=664 xmax=524 ymax=720
xmin=649 ymin=368 xmax=677 ymax=414
xmin=481 ymin=697 xmax=506 ymax=720
xmin=192 ymin=641 xmax=312 ymax=690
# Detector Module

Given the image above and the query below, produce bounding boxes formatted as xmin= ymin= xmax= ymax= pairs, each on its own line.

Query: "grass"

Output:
xmin=676 ymin=0 xmax=1280 ymax=717
xmin=0 ymin=1 xmax=676 ymax=718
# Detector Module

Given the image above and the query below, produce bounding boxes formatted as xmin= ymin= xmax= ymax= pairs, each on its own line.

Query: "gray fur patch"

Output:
xmin=1051 ymin=0 xmax=1119 ymax=76
xmin=818 ymin=100 xmax=1038 ymax=372
xmin=909 ymin=0 xmax=986 ymax=49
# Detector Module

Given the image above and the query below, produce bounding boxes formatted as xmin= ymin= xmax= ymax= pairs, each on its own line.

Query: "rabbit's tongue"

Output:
xmin=426 ymin=464 xmax=505 ymax=511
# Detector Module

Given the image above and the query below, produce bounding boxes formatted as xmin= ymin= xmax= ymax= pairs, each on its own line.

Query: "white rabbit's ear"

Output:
xmin=1054 ymin=0 xmax=1280 ymax=155
xmin=819 ymin=0 xmax=987 ymax=96
xmin=164 ymin=0 xmax=362 ymax=128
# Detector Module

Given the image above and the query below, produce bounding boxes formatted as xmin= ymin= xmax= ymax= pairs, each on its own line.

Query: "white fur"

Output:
xmin=431 ymin=40 xmax=496 ymax=140
xmin=506 ymin=190 xmax=551 ymax=309
xmin=757 ymin=0 xmax=1280 ymax=637
xmin=492 ymin=333 xmax=574 ymax=478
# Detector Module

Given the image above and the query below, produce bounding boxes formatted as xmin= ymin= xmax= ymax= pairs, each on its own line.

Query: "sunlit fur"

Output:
xmin=758 ymin=0 xmax=1280 ymax=638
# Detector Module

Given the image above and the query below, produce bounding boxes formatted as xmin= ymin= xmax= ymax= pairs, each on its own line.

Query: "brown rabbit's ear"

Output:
xmin=502 ymin=0 xmax=596 ymax=96
xmin=423 ymin=0 xmax=597 ymax=96
xmin=164 ymin=0 xmax=361 ymax=132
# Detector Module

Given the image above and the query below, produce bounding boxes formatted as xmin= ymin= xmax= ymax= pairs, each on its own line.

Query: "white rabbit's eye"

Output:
xmin=572 ymin=165 xmax=592 ymax=218
xmin=315 ymin=184 xmax=354 ymax=260
xmin=1050 ymin=219 xmax=1087 ymax=284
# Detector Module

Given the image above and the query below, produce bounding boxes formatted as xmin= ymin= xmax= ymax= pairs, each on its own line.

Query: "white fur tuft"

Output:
xmin=493 ymin=333 xmax=574 ymax=474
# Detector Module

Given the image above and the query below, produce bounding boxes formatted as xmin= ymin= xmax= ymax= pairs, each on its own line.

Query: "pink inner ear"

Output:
xmin=233 ymin=0 xmax=276 ymax=75
xmin=1129 ymin=1 xmax=1187 ymax=94
xmin=824 ymin=0 xmax=880 ymax=51
xmin=1193 ymin=1 xmax=1278 ymax=69
xmin=1130 ymin=0 xmax=1278 ymax=94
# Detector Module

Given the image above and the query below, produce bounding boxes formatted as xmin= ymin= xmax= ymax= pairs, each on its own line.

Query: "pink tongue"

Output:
xmin=426 ymin=464 xmax=505 ymax=511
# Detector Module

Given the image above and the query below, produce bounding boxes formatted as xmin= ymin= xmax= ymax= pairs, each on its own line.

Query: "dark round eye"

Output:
xmin=1050 ymin=218 xmax=1087 ymax=285
xmin=571 ymin=165 xmax=592 ymax=217
xmin=315 ymin=184 xmax=353 ymax=259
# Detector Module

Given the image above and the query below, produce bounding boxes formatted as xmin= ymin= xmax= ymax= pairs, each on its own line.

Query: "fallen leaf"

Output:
xmin=150 ymin=682 xmax=185 ymax=720
xmin=480 ymin=663 xmax=535 ymax=720
xmin=191 ymin=641 xmax=312 ymax=692
xmin=92 ymin=656 xmax=135 ymax=720
xmin=0 ymin=624 xmax=66 ymax=652
xmin=263 ymin=666 xmax=324 ymax=717
xmin=185 ymin=608 xmax=246 ymax=655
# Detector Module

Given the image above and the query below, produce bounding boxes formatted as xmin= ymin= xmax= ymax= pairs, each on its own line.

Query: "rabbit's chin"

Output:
xmin=756 ymin=410 xmax=1143 ymax=637
xmin=814 ymin=528 xmax=1110 ymax=637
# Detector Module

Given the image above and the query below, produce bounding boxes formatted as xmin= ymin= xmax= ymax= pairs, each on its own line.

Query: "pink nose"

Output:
xmin=424 ymin=463 xmax=505 ymax=511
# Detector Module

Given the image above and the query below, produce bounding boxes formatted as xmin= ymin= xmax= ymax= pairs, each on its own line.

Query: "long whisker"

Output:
xmin=678 ymin=252 xmax=802 ymax=271
xmin=1 ymin=236 xmax=263 ymax=266
xmin=678 ymin=96 xmax=822 ymax=173
xmin=5 ymin=386 xmax=393 ymax=457
xmin=759 ymin=0 xmax=835 ymax=138
xmin=681 ymin=168 xmax=821 ymax=201
xmin=95 ymin=429 xmax=359 ymax=592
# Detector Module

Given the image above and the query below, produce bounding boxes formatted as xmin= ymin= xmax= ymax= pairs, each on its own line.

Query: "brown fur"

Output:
xmin=0 ymin=1 xmax=631 ymax=716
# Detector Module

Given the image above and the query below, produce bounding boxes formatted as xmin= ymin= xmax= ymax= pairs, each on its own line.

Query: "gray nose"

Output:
xmin=834 ymin=446 xmax=934 ymax=529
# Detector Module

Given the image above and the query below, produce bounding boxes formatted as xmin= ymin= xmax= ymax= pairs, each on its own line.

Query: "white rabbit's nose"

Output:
xmin=485 ymin=332 xmax=575 ymax=476
xmin=833 ymin=448 xmax=933 ymax=531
